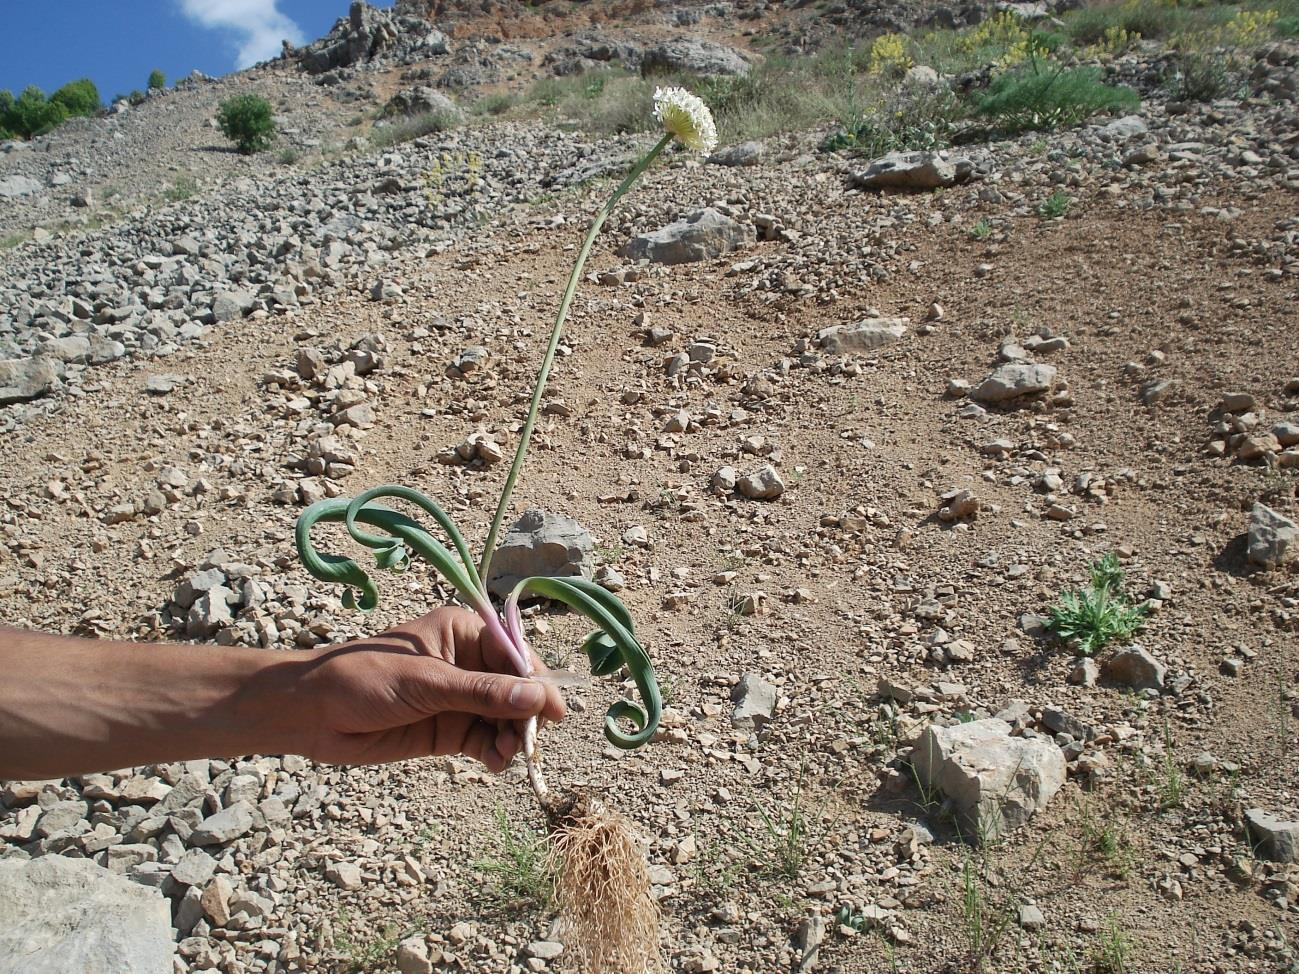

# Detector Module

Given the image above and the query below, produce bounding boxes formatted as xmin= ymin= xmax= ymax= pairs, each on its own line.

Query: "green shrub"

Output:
xmin=974 ymin=63 xmax=1139 ymax=135
xmin=147 ymin=69 xmax=166 ymax=92
xmin=217 ymin=94 xmax=276 ymax=154
xmin=1 ymin=85 xmax=67 ymax=138
xmin=50 ymin=78 xmax=100 ymax=117
xmin=1037 ymin=188 xmax=1072 ymax=219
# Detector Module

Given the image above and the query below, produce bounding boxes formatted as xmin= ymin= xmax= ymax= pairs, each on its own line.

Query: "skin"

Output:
xmin=0 ymin=607 xmax=565 ymax=781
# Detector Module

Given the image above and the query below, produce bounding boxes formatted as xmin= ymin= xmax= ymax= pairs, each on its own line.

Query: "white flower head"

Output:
xmin=653 ymin=86 xmax=718 ymax=155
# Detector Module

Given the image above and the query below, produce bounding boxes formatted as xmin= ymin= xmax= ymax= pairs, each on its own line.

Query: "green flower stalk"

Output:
xmin=294 ymin=87 xmax=718 ymax=804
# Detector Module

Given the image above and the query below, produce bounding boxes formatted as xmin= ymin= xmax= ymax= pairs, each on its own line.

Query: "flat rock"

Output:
xmin=709 ymin=141 xmax=764 ymax=167
xmin=1247 ymin=503 xmax=1297 ymax=568
xmin=972 ymin=363 xmax=1057 ymax=404
xmin=1245 ymin=808 xmax=1299 ymax=863
xmin=486 ymin=509 xmax=594 ymax=598
xmin=0 ymin=175 xmax=44 ymax=198
xmin=850 ymin=151 xmax=973 ymax=190
xmin=619 ymin=207 xmax=755 ymax=265
xmin=0 ymin=357 xmax=65 ymax=406
xmin=911 ymin=718 xmax=1065 ymax=842
xmin=817 ymin=318 xmax=908 ymax=354
xmin=188 ymin=800 xmax=254 ymax=846
xmin=0 ymin=856 xmax=172 ymax=973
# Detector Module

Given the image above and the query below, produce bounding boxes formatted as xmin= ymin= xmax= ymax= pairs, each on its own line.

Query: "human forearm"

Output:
xmin=0 ymin=627 xmax=314 ymax=780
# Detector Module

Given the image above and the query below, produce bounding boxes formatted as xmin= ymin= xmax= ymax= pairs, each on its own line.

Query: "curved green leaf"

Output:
xmin=512 ymin=575 xmax=660 ymax=749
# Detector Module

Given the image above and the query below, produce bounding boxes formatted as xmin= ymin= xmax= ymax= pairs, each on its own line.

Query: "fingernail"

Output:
xmin=508 ymin=680 xmax=544 ymax=710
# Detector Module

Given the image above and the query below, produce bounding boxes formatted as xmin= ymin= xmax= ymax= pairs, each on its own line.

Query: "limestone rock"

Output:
xmin=0 ymin=856 xmax=173 ymax=974
xmin=1247 ymin=503 xmax=1297 ymax=568
xmin=0 ymin=175 xmax=44 ymax=199
xmin=850 ymin=151 xmax=973 ymax=190
xmin=731 ymin=674 xmax=778 ymax=730
xmin=486 ymin=510 xmax=594 ymax=598
xmin=383 ymin=86 xmax=461 ymax=121
xmin=709 ymin=141 xmax=764 ymax=167
xmin=1103 ymin=646 xmax=1166 ymax=692
xmin=640 ymin=38 xmax=752 ymax=77
xmin=1245 ymin=808 xmax=1299 ymax=863
xmin=911 ymin=718 xmax=1065 ymax=841
xmin=0 ymin=357 xmax=64 ymax=406
xmin=972 ymin=363 xmax=1057 ymax=404
xmin=189 ymin=800 xmax=254 ymax=845
xmin=737 ymin=464 xmax=785 ymax=500
xmin=817 ymin=318 xmax=908 ymax=354
xmin=619 ymin=208 xmax=755 ymax=265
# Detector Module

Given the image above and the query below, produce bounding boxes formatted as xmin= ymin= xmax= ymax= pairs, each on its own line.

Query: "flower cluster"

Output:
xmin=653 ymin=86 xmax=718 ymax=155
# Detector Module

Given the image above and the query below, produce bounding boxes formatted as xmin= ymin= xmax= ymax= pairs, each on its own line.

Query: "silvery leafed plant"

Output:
xmin=295 ymin=88 xmax=718 ymax=973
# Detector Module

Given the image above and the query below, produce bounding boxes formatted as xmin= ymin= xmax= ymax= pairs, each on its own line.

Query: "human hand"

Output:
xmin=298 ymin=607 xmax=566 ymax=771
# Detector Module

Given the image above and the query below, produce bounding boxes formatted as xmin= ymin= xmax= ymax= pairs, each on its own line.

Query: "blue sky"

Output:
xmin=1 ymin=1 xmax=395 ymax=104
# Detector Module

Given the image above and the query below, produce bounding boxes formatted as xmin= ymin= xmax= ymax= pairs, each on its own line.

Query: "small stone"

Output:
xmin=326 ymin=861 xmax=364 ymax=890
xmin=737 ymin=465 xmax=785 ymax=500
xmin=1103 ymin=646 xmax=1166 ymax=692
xmin=397 ymin=936 xmax=434 ymax=974
xmin=731 ymin=674 xmax=778 ymax=730
xmin=1247 ymin=503 xmax=1297 ymax=569
xmin=189 ymin=801 xmax=254 ymax=846
xmin=527 ymin=941 xmax=565 ymax=960
xmin=1018 ymin=904 xmax=1046 ymax=931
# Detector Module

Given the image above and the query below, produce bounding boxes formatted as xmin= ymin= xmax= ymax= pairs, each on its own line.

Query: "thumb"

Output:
xmin=411 ymin=659 xmax=548 ymax=720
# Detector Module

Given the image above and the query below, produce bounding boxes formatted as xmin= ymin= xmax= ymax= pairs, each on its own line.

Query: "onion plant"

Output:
xmin=294 ymin=88 xmax=718 ymax=973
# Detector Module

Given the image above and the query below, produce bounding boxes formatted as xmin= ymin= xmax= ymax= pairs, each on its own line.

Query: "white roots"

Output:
xmin=522 ymin=714 xmax=548 ymax=797
xmin=546 ymin=796 xmax=664 ymax=974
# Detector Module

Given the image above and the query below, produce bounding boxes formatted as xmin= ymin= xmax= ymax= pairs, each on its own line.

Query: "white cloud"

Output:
xmin=179 ymin=0 xmax=307 ymax=69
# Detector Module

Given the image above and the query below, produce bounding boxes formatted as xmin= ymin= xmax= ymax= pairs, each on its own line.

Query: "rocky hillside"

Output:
xmin=1 ymin=1 xmax=1298 ymax=973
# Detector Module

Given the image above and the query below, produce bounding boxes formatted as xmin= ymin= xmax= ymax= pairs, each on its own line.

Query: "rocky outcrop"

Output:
xmin=297 ymin=1 xmax=449 ymax=75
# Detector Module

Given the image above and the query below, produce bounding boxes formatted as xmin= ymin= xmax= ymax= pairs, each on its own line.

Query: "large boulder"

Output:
xmin=382 ymin=86 xmax=461 ymax=120
xmin=1247 ymin=503 xmax=1298 ymax=569
xmin=850 ymin=151 xmax=974 ymax=190
xmin=911 ymin=718 xmax=1065 ymax=842
xmin=640 ymin=38 xmax=752 ymax=77
xmin=0 ymin=356 xmax=65 ymax=406
xmin=971 ymin=363 xmax=1057 ymax=404
xmin=619 ymin=208 xmax=755 ymax=265
xmin=0 ymin=856 xmax=173 ymax=973
xmin=818 ymin=318 xmax=908 ymax=354
xmin=486 ymin=510 xmax=595 ymax=598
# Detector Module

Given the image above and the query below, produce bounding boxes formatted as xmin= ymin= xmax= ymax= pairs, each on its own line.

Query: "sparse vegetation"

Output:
xmin=216 ymin=93 xmax=276 ymax=154
xmin=1038 ymin=189 xmax=1073 ymax=219
xmin=1163 ymin=52 xmax=1242 ymax=102
xmin=163 ymin=175 xmax=199 ymax=202
xmin=974 ymin=62 xmax=1140 ymax=136
xmin=969 ymin=217 xmax=994 ymax=240
xmin=1090 ymin=915 xmax=1132 ymax=974
xmin=1044 ymin=553 xmax=1147 ymax=656
xmin=475 ymin=806 xmax=552 ymax=911
xmin=147 ymin=69 xmax=166 ymax=92
xmin=370 ymin=108 xmax=460 ymax=147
